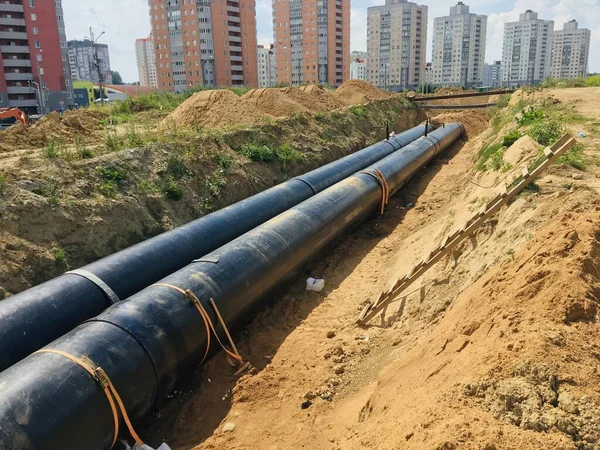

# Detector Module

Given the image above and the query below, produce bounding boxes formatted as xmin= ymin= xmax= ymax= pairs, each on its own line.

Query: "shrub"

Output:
xmin=277 ymin=142 xmax=304 ymax=163
xmin=52 ymin=247 xmax=68 ymax=265
xmin=502 ymin=129 xmax=521 ymax=148
xmin=350 ymin=105 xmax=367 ymax=117
xmin=240 ymin=143 xmax=278 ymax=162
xmin=528 ymin=120 xmax=566 ymax=146
xmin=205 ymin=173 xmax=227 ymax=197
xmin=96 ymin=165 xmax=127 ymax=198
xmin=164 ymin=154 xmax=191 ymax=179
xmin=557 ymin=143 xmax=587 ymax=170
xmin=515 ymin=106 xmax=545 ymax=126
xmin=162 ymin=179 xmax=183 ymax=200
xmin=476 ymin=142 xmax=504 ymax=171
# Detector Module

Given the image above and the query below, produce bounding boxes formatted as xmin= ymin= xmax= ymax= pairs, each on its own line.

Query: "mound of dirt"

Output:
xmin=503 ymin=135 xmax=541 ymax=167
xmin=431 ymin=110 xmax=490 ymax=137
xmin=164 ymin=90 xmax=270 ymax=128
xmin=1 ymin=109 xmax=107 ymax=150
xmin=334 ymin=79 xmax=394 ymax=105
xmin=435 ymin=87 xmax=475 ymax=96
xmin=284 ymin=85 xmax=346 ymax=111
xmin=242 ymin=89 xmax=309 ymax=117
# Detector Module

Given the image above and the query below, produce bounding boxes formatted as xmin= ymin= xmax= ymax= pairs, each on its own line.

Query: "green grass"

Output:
xmin=32 ymin=181 xmax=60 ymax=205
xmin=161 ymin=179 xmax=183 ymax=200
xmin=164 ymin=154 xmax=192 ymax=179
xmin=237 ymin=142 xmax=304 ymax=164
xmin=476 ymin=143 xmax=504 ymax=171
xmin=350 ymin=105 xmax=367 ymax=117
xmin=216 ymin=153 xmax=232 ymax=171
xmin=502 ymin=129 xmax=521 ymax=148
xmin=0 ymin=174 xmax=6 ymax=194
xmin=205 ymin=172 xmax=227 ymax=197
xmin=105 ymin=129 xmax=125 ymax=152
xmin=557 ymin=143 xmax=587 ymax=170
xmin=44 ymin=141 xmax=59 ymax=159
xmin=52 ymin=247 xmax=68 ymax=265
xmin=96 ymin=165 xmax=127 ymax=198
xmin=126 ymin=125 xmax=145 ymax=147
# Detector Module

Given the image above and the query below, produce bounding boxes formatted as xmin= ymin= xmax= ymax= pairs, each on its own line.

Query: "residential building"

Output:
xmin=483 ymin=60 xmax=501 ymax=87
xmin=68 ymin=39 xmax=111 ymax=84
xmin=350 ymin=58 xmax=367 ymax=80
xmin=0 ymin=0 xmax=74 ymax=113
xmin=73 ymin=80 xmax=156 ymax=107
xmin=257 ymin=44 xmax=276 ymax=87
xmin=136 ymin=35 xmax=158 ymax=87
xmin=149 ymin=0 xmax=258 ymax=92
xmin=551 ymin=20 xmax=590 ymax=79
xmin=273 ymin=0 xmax=350 ymax=86
xmin=367 ymin=0 xmax=428 ymax=91
xmin=424 ymin=62 xmax=433 ymax=84
xmin=502 ymin=10 xmax=554 ymax=87
xmin=431 ymin=2 xmax=486 ymax=88
xmin=351 ymin=50 xmax=367 ymax=60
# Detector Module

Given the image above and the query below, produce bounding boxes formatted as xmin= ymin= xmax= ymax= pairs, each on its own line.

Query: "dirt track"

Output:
xmin=139 ymin=89 xmax=600 ymax=450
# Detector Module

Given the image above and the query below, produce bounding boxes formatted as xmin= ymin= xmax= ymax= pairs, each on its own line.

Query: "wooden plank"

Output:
xmin=522 ymin=167 xmax=530 ymax=178
xmin=544 ymin=147 xmax=554 ymax=157
xmin=499 ymin=184 xmax=507 ymax=197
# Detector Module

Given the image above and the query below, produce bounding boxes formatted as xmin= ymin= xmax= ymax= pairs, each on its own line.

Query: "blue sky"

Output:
xmin=64 ymin=0 xmax=600 ymax=82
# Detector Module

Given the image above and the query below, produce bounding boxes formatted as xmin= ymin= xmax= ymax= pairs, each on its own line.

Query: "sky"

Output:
xmin=63 ymin=0 xmax=600 ymax=83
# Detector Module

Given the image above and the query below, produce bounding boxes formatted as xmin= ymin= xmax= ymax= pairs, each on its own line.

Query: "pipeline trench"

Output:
xmin=3 ymin=85 xmax=600 ymax=450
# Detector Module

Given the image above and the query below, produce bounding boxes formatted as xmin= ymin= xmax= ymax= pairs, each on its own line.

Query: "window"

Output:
xmin=34 ymin=40 xmax=41 ymax=48
xmin=29 ymin=0 xmax=35 ymax=6
xmin=30 ymin=13 xmax=37 ymax=21
xmin=32 ymin=27 xmax=39 ymax=35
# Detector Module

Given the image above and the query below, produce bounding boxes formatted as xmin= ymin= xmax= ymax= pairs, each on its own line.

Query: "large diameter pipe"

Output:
xmin=0 ymin=124 xmax=432 ymax=373
xmin=0 ymin=124 xmax=464 ymax=450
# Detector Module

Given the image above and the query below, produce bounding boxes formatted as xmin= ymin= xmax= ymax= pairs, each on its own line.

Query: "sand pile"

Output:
xmin=431 ymin=110 xmax=490 ymax=137
xmin=242 ymin=89 xmax=309 ymax=117
xmin=503 ymin=135 xmax=540 ymax=167
xmin=0 ymin=109 xmax=107 ymax=149
xmin=299 ymin=85 xmax=347 ymax=110
xmin=334 ymin=79 xmax=394 ymax=105
xmin=435 ymin=87 xmax=474 ymax=96
xmin=164 ymin=90 xmax=269 ymax=128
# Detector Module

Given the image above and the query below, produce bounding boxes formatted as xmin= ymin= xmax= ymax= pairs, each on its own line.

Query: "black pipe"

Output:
xmin=0 ymin=124 xmax=432 ymax=373
xmin=0 ymin=124 xmax=464 ymax=450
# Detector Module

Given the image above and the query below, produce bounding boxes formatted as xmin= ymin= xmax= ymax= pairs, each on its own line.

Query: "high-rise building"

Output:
xmin=551 ymin=20 xmax=591 ymax=79
xmin=367 ymin=0 xmax=427 ymax=91
xmin=351 ymin=50 xmax=367 ymax=60
xmin=431 ymin=2 xmax=486 ymax=88
xmin=68 ymin=39 xmax=111 ymax=84
xmin=273 ymin=0 xmax=350 ymax=86
xmin=502 ymin=10 xmax=553 ymax=87
xmin=350 ymin=58 xmax=367 ymax=80
xmin=424 ymin=62 xmax=433 ymax=84
xmin=136 ymin=36 xmax=158 ymax=87
xmin=257 ymin=44 xmax=276 ymax=87
xmin=483 ymin=61 xmax=502 ymax=87
xmin=0 ymin=0 xmax=74 ymax=113
xmin=149 ymin=0 xmax=258 ymax=92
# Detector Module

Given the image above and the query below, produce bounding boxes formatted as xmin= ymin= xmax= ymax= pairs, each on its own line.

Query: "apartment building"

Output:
xmin=136 ymin=36 xmax=158 ymax=87
xmin=68 ymin=39 xmax=111 ymax=84
xmin=502 ymin=10 xmax=553 ymax=87
xmin=351 ymin=50 xmax=367 ymax=60
xmin=367 ymin=0 xmax=427 ymax=91
xmin=0 ymin=0 xmax=74 ymax=113
xmin=431 ymin=2 xmax=486 ymax=88
xmin=257 ymin=44 xmax=276 ymax=87
xmin=273 ymin=0 xmax=350 ymax=86
xmin=350 ymin=58 xmax=367 ymax=80
xmin=483 ymin=60 xmax=501 ymax=87
xmin=551 ymin=20 xmax=591 ymax=79
xmin=149 ymin=0 xmax=258 ymax=91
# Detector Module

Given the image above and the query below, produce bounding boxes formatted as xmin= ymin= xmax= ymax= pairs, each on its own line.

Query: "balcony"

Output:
xmin=228 ymin=14 xmax=240 ymax=23
xmin=0 ymin=3 xmax=24 ymax=13
xmin=3 ymin=58 xmax=31 ymax=67
xmin=227 ymin=5 xmax=240 ymax=13
xmin=4 ymin=72 xmax=32 ymax=81
xmin=9 ymin=99 xmax=37 ymax=108
xmin=0 ymin=31 xmax=27 ymax=40
xmin=1 ymin=45 xmax=29 ymax=54
xmin=0 ymin=17 xmax=25 ymax=26
xmin=7 ymin=85 xmax=35 ymax=94
xmin=230 ymin=55 xmax=242 ymax=62
xmin=229 ymin=45 xmax=241 ymax=52
xmin=232 ymin=74 xmax=244 ymax=81
xmin=231 ymin=64 xmax=243 ymax=71
xmin=228 ymin=25 xmax=241 ymax=33
xmin=229 ymin=35 xmax=241 ymax=43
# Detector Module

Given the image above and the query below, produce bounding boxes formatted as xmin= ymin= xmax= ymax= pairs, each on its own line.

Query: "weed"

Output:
xmin=488 ymin=151 xmax=504 ymax=171
xmin=561 ymin=183 xmax=573 ymax=190
xmin=516 ymin=106 xmax=546 ymax=126
xmin=105 ymin=129 xmax=125 ymax=152
xmin=126 ymin=125 xmax=144 ymax=147
xmin=77 ymin=147 xmax=94 ymax=159
xmin=205 ymin=172 xmax=227 ymax=197
xmin=52 ymin=247 xmax=68 ymax=265
xmin=277 ymin=142 xmax=304 ymax=163
xmin=99 ymin=182 xmax=118 ymax=198
xmin=350 ymin=105 xmax=367 ymax=117
xmin=137 ymin=179 xmax=156 ymax=194
xmin=162 ymin=179 xmax=183 ymax=200
xmin=557 ymin=143 xmax=587 ymax=170
xmin=164 ymin=154 xmax=191 ymax=179
xmin=44 ymin=141 xmax=59 ymax=159
xmin=528 ymin=120 xmax=566 ymax=146
xmin=216 ymin=153 xmax=232 ymax=171
xmin=0 ymin=174 xmax=6 ymax=194
xmin=240 ymin=143 xmax=278 ymax=162
xmin=202 ymin=197 xmax=214 ymax=212
xmin=476 ymin=142 xmax=504 ymax=171
xmin=33 ymin=181 xmax=60 ymax=205
xmin=320 ymin=130 xmax=337 ymax=142
xmin=315 ymin=112 xmax=327 ymax=122
xmin=502 ymin=130 xmax=521 ymax=148
xmin=507 ymin=248 xmax=515 ymax=260
xmin=496 ymin=94 xmax=511 ymax=109
xmin=96 ymin=165 xmax=127 ymax=198
xmin=449 ymin=209 xmax=456 ymax=218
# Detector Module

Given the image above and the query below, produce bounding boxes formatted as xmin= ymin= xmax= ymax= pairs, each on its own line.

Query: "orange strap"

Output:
xmin=152 ymin=283 xmax=246 ymax=369
xmin=360 ymin=168 xmax=390 ymax=214
xmin=34 ymin=349 xmax=144 ymax=449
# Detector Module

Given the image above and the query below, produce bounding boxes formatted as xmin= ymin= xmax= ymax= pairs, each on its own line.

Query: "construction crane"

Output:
xmin=0 ymin=108 xmax=28 ymax=126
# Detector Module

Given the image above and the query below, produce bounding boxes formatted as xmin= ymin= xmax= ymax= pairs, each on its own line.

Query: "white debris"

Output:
xmin=223 ymin=422 xmax=236 ymax=433
xmin=123 ymin=442 xmax=171 ymax=450
xmin=306 ymin=277 xmax=325 ymax=292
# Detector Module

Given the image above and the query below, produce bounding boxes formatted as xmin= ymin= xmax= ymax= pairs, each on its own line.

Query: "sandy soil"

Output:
xmin=138 ymin=88 xmax=600 ymax=450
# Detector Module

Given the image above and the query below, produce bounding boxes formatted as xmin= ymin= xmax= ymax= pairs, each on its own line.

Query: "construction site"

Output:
xmin=0 ymin=80 xmax=599 ymax=450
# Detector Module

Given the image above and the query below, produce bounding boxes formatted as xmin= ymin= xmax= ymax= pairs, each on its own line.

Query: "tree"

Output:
xmin=110 ymin=71 xmax=124 ymax=85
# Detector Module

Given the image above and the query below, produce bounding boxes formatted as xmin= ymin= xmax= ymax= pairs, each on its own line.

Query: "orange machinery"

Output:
xmin=0 ymin=108 xmax=28 ymax=126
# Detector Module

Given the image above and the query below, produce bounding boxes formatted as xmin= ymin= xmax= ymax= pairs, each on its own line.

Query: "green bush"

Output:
xmin=240 ymin=143 xmax=278 ymax=162
xmin=96 ymin=165 xmax=128 ymax=182
xmin=52 ymin=247 xmax=68 ymax=265
xmin=126 ymin=125 xmax=144 ymax=147
xmin=277 ymin=142 xmax=304 ymax=163
xmin=164 ymin=154 xmax=191 ymax=179
xmin=515 ymin=106 xmax=546 ymax=126
xmin=350 ymin=105 xmax=367 ymax=117
xmin=105 ymin=130 xmax=125 ymax=152
xmin=476 ymin=143 xmax=504 ymax=171
xmin=502 ymin=130 xmax=521 ymax=148
xmin=205 ymin=173 xmax=227 ymax=197
xmin=162 ymin=179 xmax=183 ymax=200
xmin=528 ymin=120 xmax=566 ymax=146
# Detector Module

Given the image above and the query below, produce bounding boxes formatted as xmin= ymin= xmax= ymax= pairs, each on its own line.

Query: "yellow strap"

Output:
xmin=152 ymin=283 xmax=245 ymax=367
xmin=35 ymin=349 xmax=144 ymax=448
xmin=360 ymin=168 xmax=390 ymax=214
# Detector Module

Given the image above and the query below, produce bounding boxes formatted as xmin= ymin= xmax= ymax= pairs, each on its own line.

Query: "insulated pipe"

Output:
xmin=0 ymin=124 xmax=464 ymax=450
xmin=0 ymin=124 xmax=432 ymax=373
